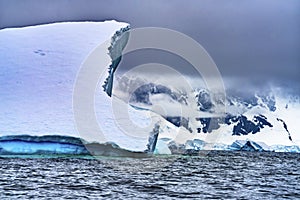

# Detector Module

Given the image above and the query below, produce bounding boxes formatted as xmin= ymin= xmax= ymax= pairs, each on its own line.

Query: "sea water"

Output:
xmin=0 ymin=151 xmax=299 ymax=199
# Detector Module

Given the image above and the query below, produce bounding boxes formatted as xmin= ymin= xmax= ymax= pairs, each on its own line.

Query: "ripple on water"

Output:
xmin=0 ymin=151 xmax=300 ymax=199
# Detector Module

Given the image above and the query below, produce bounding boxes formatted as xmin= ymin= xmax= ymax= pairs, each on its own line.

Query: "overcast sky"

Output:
xmin=0 ymin=0 xmax=299 ymax=92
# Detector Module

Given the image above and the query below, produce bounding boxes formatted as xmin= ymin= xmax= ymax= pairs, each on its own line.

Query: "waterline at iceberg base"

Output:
xmin=0 ymin=135 xmax=299 ymax=157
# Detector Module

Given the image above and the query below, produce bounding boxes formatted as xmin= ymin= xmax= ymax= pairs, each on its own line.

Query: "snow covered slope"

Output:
xmin=0 ymin=21 xmax=143 ymax=148
xmin=0 ymin=21 xmax=129 ymax=138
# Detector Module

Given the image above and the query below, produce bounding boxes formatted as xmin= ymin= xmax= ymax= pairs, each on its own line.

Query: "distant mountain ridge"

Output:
xmin=114 ymin=77 xmax=299 ymax=151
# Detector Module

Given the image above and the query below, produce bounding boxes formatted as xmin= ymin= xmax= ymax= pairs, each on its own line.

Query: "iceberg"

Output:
xmin=0 ymin=21 xmax=129 ymax=139
xmin=271 ymin=145 xmax=300 ymax=153
xmin=185 ymin=139 xmax=205 ymax=150
xmin=0 ymin=20 xmax=299 ymax=156
xmin=0 ymin=135 xmax=154 ymax=157
xmin=0 ymin=21 xmax=186 ymax=156
xmin=229 ymin=140 xmax=267 ymax=152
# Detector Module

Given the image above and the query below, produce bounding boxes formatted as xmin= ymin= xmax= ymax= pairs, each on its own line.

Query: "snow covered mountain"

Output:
xmin=0 ymin=21 xmax=299 ymax=156
xmin=114 ymin=76 xmax=300 ymax=153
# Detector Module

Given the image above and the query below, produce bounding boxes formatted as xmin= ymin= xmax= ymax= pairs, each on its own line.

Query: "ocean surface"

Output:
xmin=0 ymin=151 xmax=299 ymax=199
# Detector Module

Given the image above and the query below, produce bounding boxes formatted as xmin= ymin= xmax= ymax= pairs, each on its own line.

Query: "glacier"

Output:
xmin=0 ymin=21 xmax=299 ymax=156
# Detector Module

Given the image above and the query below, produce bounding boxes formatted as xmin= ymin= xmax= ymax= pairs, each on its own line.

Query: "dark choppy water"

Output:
xmin=0 ymin=151 xmax=299 ymax=199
